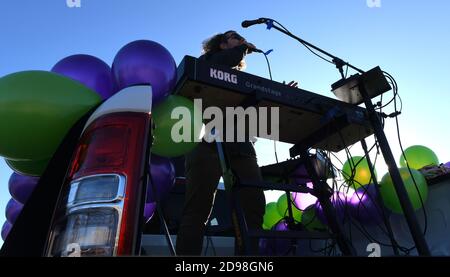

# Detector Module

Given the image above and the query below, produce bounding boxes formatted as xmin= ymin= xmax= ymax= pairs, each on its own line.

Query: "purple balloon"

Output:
xmin=444 ymin=161 xmax=450 ymax=169
xmin=112 ymin=40 xmax=176 ymax=104
xmin=8 ymin=172 xmax=39 ymax=204
xmin=259 ymin=220 xmax=292 ymax=256
xmin=144 ymin=202 xmax=157 ymax=223
xmin=349 ymin=184 xmax=386 ymax=225
xmin=315 ymin=192 xmax=348 ymax=225
xmin=52 ymin=54 xmax=115 ymax=100
xmin=147 ymin=155 xmax=176 ymax=203
xmin=1 ymin=221 xmax=12 ymax=241
xmin=291 ymin=164 xmax=311 ymax=185
xmin=5 ymin=198 xmax=23 ymax=224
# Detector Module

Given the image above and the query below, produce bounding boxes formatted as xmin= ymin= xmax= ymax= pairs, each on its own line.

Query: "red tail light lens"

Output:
xmin=47 ymin=112 xmax=150 ymax=256
xmin=69 ymin=112 xmax=149 ymax=179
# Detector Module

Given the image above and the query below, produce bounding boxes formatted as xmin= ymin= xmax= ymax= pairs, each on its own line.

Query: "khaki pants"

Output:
xmin=176 ymin=142 xmax=266 ymax=255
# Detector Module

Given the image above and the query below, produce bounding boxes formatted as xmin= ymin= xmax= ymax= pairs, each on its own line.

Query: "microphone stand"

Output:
xmin=260 ymin=18 xmax=431 ymax=256
xmin=262 ymin=19 xmax=364 ymax=77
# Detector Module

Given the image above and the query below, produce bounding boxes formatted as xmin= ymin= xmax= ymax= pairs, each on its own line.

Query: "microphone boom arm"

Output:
xmin=262 ymin=19 xmax=364 ymax=75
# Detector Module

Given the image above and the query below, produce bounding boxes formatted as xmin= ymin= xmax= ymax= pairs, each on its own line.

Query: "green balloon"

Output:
xmin=276 ymin=194 xmax=302 ymax=222
xmin=0 ymin=71 xmax=101 ymax=160
xmin=263 ymin=202 xmax=283 ymax=229
xmin=151 ymin=95 xmax=202 ymax=157
xmin=379 ymin=168 xmax=428 ymax=214
xmin=5 ymin=158 xmax=49 ymax=177
xmin=342 ymin=156 xmax=376 ymax=189
xmin=301 ymin=205 xmax=326 ymax=231
xmin=399 ymin=145 xmax=439 ymax=170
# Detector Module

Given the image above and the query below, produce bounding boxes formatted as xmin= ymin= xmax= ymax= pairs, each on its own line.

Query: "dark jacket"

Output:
xmin=199 ymin=44 xmax=256 ymax=157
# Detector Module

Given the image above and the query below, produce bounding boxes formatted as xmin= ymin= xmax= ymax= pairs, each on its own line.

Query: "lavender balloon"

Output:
xmin=8 ymin=172 xmax=40 ymax=204
xmin=147 ymin=155 xmax=176 ymax=203
xmin=349 ymin=184 xmax=386 ymax=225
xmin=5 ymin=198 xmax=23 ymax=224
xmin=112 ymin=40 xmax=177 ymax=104
xmin=52 ymin=54 xmax=115 ymax=100
xmin=1 ymin=221 xmax=12 ymax=241
xmin=292 ymin=182 xmax=317 ymax=210
xmin=315 ymin=191 xmax=348 ymax=225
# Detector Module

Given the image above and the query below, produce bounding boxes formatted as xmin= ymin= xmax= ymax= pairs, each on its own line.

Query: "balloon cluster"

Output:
xmin=259 ymin=194 xmax=304 ymax=255
xmin=144 ymin=155 xmax=176 ymax=223
xmin=339 ymin=144 xmax=436 ymax=217
xmin=312 ymin=187 xmax=387 ymax=226
xmin=260 ymin=195 xmax=303 ymax=256
xmin=0 ymin=39 xmax=199 ymax=232
xmin=348 ymin=184 xmax=387 ymax=224
xmin=1 ymin=172 xmax=39 ymax=241
xmin=262 ymin=194 xmax=303 ymax=230
xmin=314 ymin=191 xmax=349 ymax=225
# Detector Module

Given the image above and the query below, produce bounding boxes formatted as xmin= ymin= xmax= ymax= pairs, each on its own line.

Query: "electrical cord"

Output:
xmin=259 ymin=20 xmax=426 ymax=254
xmin=258 ymin=44 xmax=340 ymax=256
xmin=270 ymin=19 xmax=334 ymax=65
xmin=259 ymin=50 xmax=280 ymax=164
xmin=379 ymin=72 xmax=428 ymax=250
xmin=334 ymin=125 xmax=412 ymax=254
xmin=390 ymin=74 xmax=428 ymax=239
xmin=262 ymin=51 xmax=273 ymax=81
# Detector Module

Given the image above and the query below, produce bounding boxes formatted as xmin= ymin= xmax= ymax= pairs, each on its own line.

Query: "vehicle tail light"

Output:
xmin=46 ymin=112 xmax=150 ymax=256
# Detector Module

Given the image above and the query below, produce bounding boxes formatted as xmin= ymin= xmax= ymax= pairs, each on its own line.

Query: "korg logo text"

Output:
xmin=210 ymin=68 xmax=237 ymax=84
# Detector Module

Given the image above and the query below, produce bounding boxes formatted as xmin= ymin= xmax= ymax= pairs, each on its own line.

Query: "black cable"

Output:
xmin=336 ymin=158 xmax=398 ymax=243
xmin=308 ymin=238 xmax=338 ymax=255
xmin=300 ymin=42 xmax=335 ymax=64
xmin=344 ymin=149 xmax=415 ymax=254
xmin=263 ymin=51 xmax=273 ymax=81
xmin=391 ymin=76 xmax=428 ymax=239
xmin=345 ymin=176 xmax=405 ymax=249
xmin=260 ymin=51 xmax=280 ymax=164
xmin=335 ymin=169 xmax=412 ymax=254
xmin=271 ymin=19 xmax=334 ymax=65
xmin=377 ymin=73 xmax=397 ymax=109
xmin=259 ymin=21 xmax=419 ymax=253
xmin=382 ymin=72 xmax=427 ymax=250
xmin=334 ymin=128 xmax=413 ymax=254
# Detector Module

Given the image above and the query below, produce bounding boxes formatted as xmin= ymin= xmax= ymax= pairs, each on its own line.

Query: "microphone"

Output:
xmin=245 ymin=44 xmax=264 ymax=54
xmin=241 ymin=18 xmax=267 ymax=28
xmin=250 ymin=48 xmax=264 ymax=53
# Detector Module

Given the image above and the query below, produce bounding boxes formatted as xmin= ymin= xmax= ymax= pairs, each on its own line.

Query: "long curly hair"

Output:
xmin=201 ymin=30 xmax=246 ymax=70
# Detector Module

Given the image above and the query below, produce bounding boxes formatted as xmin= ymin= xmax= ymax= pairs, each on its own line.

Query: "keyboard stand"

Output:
xmin=215 ymin=138 xmax=355 ymax=256
xmin=214 ymin=138 xmax=251 ymax=255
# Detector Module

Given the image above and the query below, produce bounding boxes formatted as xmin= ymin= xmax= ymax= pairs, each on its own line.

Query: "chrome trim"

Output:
xmin=67 ymin=174 xmax=126 ymax=209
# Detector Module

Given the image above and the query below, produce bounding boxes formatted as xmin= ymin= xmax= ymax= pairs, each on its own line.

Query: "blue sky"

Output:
xmin=1 ymin=0 xmax=449 ymax=246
